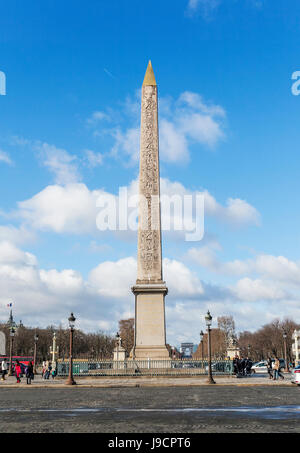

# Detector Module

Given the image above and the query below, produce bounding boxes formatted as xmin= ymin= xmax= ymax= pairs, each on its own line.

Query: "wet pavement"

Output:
xmin=0 ymin=385 xmax=299 ymax=432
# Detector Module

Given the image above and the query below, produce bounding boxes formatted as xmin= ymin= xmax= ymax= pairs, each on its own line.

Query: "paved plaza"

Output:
xmin=0 ymin=372 xmax=297 ymax=388
xmin=0 ymin=374 xmax=299 ymax=433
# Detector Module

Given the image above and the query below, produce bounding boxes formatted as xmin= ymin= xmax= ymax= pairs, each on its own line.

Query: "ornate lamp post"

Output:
xmin=7 ymin=310 xmax=17 ymax=376
xmin=33 ymin=331 xmax=39 ymax=374
xmin=200 ymin=330 xmax=204 ymax=362
xmin=115 ymin=332 xmax=120 ymax=363
xmin=8 ymin=326 xmax=16 ymax=376
xmin=283 ymin=330 xmax=289 ymax=372
xmin=50 ymin=332 xmax=59 ymax=368
xmin=66 ymin=313 xmax=76 ymax=385
xmin=248 ymin=344 xmax=251 ymax=358
xmin=205 ymin=310 xmax=216 ymax=384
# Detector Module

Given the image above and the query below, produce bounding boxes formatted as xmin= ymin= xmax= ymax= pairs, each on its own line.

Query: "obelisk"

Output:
xmin=131 ymin=61 xmax=169 ymax=360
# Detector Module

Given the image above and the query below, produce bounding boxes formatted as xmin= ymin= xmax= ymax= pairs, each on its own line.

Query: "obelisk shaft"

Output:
xmin=131 ymin=61 xmax=169 ymax=360
xmin=137 ymin=61 xmax=163 ymax=284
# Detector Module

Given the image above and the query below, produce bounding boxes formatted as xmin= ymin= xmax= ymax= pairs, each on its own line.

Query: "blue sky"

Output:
xmin=0 ymin=0 xmax=300 ymax=346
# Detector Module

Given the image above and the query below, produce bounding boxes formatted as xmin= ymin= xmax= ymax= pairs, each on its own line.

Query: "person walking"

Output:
xmin=238 ymin=357 xmax=243 ymax=375
xmin=25 ymin=361 xmax=34 ymax=385
xmin=44 ymin=361 xmax=52 ymax=380
xmin=1 ymin=359 xmax=8 ymax=380
xmin=245 ymin=357 xmax=253 ymax=376
xmin=51 ymin=362 xmax=57 ymax=379
xmin=42 ymin=359 xmax=47 ymax=379
xmin=240 ymin=357 xmax=246 ymax=376
xmin=43 ymin=360 xmax=49 ymax=379
xmin=15 ymin=360 xmax=22 ymax=383
xmin=273 ymin=357 xmax=280 ymax=380
xmin=233 ymin=356 xmax=239 ymax=375
xmin=277 ymin=358 xmax=285 ymax=380
xmin=267 ymin=357 xmax=273 ymax=379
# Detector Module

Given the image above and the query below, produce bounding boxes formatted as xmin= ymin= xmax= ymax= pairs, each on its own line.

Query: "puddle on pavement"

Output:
xmin=0 ymin=405 xmax=299 ymax=420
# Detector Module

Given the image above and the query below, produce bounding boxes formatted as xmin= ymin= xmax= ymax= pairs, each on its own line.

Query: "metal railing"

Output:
xmin=57 ymin=358 xmax=233 ymax=377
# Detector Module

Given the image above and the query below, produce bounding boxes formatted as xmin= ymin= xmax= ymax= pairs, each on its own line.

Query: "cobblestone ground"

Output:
xmin=0 ymin=372 xmax=296 ymax=387
xmin=0 ymin=384 xmax=299 ymax=433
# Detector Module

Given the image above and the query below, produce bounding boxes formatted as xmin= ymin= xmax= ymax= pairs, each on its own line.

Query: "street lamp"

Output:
xmin=115 ymin=332 xmax=120 ymax=363
xmin=33 ymin=331 xmax=39 ymax=374
xmin=205 ymin=310 xmax=216 ymax=384
xmin=50 ymin=332 xmax=59 ymax=367
xmin=8 ymin=326 xmax=16 ymax=376
xmin=283 ymin=330 xmax=289 ymax=372
xmin=7 ymin=310 xmax=17 ymax=376
xmin=200 ymin=330 xmax=204 ymax=362
xmin=66 ymin=312 xmax=76 ymax=385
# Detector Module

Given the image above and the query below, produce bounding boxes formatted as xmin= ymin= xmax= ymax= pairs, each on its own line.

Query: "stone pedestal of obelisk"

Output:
xmin=130 ymin=61 xmax=169 ymax=360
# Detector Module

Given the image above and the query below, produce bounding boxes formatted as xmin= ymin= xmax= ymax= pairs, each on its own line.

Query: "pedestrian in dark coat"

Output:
xmin=233 ymin=357 xmax=239 ymax=375
xmin=245 ymin=358 xmax=253 ymax=375
xmin=241 ymin=357 xmax=247 ymax=375
xmin=277 ymin=357 xmax=284 ymax=380
xmin=26 ymin=361 xmax=34 ymax=385
xmin=237 ymin=358 xmax=243 ymax=375
xmin=267 ymin=357 xmax=273 ymax=379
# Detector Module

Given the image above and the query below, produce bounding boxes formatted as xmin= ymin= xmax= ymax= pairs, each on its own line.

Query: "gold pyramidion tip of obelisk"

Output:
xmin=142 ymin=60 xmax=157 ymax=86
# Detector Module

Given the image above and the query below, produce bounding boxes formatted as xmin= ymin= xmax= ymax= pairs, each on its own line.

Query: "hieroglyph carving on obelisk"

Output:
xmin=137 ymin=61 xmax=162 ymax=284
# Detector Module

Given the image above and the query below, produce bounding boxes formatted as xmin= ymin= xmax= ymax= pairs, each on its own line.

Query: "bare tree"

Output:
xmin=118 ymin=318 xmax=134 ymax=356
xmin=238 ymin=318 xmax=300 ymax=361
xmin=193 ymin=328 xmax=227 ymax=359
xmin=0 ymin=322 xmax=115 ymax=362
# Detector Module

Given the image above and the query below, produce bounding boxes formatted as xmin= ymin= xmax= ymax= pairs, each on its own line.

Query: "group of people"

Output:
xmin=267 ymin=356 xmax=285 ymax=380
xmin=42 ymin=360 xmax=57 ymax=380
xmin=1 ymin=358 xmax=57 ymax=383
xmin=1 ymin=359 xmax=34 ymax=384
xmin=233 ymin=355 xmax=286 ymax=380
xmin=233 ymin=356 xmax=253 ymax=376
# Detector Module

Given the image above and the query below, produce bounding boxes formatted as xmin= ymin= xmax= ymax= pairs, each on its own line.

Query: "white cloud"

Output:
xmin=160 ymin=180 xmax=259 ymax=228
xmin=232 ymin=277 xmax=289 ymax=302
xmin=37 ymin=142 xmax=80 ymax=185
xmin=84 ymin=149 xmax=104 ymax=168
xmin=111 ymin=127 xmax=140 ymax=165
xmin=89 ymin=90 xmax=226 ymax=165
xmin=0 ymin=243 xmax=203 ymax=338
xmin=159 ymin=120 xmax=189 ymax=163
xmin=186 ymin=0 xmax=263 ymax=18
xmin=204 ymin=191 xmax=260 ymax=227
xmin=0 ymin=241 xmax=126 ymax=331
xmin=253 ymin=255 xmax=300 ymax=286
xmin=188 ymin=243 xmax=300 ymax=287
xmin=186 ymin=0 xmax=221 ymax=17
xmin=18 ymin=183 xmax=101 ymax=234
xmin=0 ymin=240 xmax=299 ymax=344
xmin=0 ymin=150 xmax=13 ymax=165
xmin=89 ymin=257 xmax=136 ymax=298
xmin=0 ymin=241 xmax=37 ymax=266
xmin=86 ymin=111 xmax=110 ymax=124
xmin=40 ymin=269 xmax=85 ymax=296
xmin=188 ymin=242 xmax=222 ymax=271
xmin=163 ymin=258 xmax=204 ymax=296
xmin=0 ymin=225 xmax=35 ymax=245
xmin=178 ymin=92 xmax=225 ymax=117
xmin=17 ymin=178 xmax=259 ymax=237
xmin=158 ymin=91 xmax=226 ymax=160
